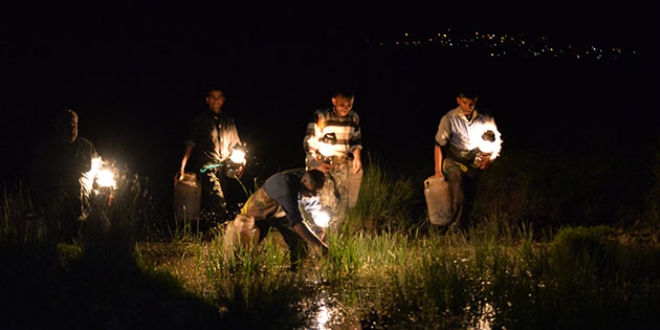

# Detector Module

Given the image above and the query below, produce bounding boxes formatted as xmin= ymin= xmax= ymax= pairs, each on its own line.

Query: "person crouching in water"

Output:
xmin=224 ymin=169 xmax=329 ymax=271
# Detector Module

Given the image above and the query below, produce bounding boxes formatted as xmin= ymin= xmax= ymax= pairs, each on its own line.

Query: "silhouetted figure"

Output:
xmin=30 ymin=109 xmax=99 ymax=242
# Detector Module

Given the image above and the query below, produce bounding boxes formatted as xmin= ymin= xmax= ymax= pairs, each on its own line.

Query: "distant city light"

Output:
xmin=370 ymin=29 xmax=637 ymax=60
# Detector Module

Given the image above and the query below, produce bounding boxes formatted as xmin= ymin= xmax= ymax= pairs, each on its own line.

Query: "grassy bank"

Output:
xmin=2 ymin=148 xmax=659 ymax=329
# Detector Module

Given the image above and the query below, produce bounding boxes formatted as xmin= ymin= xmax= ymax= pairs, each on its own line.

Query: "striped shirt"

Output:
xmin=304 ymin=106 xmax=362 ymax=158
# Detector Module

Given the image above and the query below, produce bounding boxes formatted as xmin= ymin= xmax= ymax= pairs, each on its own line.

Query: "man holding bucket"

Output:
xmin=429 ymin=86 xmax=502 ymax=233
xmin=177 ymin=86 xmax=244 ymax=234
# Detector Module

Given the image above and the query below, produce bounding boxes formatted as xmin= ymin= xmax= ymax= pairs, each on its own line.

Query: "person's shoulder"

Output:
xmin=315 ymin=106 xmax=333 ymax=115
xmin=77 ymin=136 xmax=94 ymax=145
xmin=280 ymin=168 xmax=305 ymax=177
xmin=76 ymin=137 xmax=97 ymax=151
xmin=442 ymin=108 xmax=459 ymax=117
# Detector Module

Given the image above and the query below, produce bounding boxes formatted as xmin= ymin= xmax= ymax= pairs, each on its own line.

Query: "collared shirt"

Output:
xmin=435 ymin=107 xmax=501 ymax=161
xmin=304 ymin=106 xmax=362 ymax=157
xmin=185 ymin=109 xmax=242 ymax=165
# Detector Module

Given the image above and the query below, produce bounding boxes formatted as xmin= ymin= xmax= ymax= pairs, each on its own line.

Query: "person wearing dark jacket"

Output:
xmin=178 ymin=87 xmax=244 ymax=231
xmin=30 ymin=109 xmax=100 ymax=242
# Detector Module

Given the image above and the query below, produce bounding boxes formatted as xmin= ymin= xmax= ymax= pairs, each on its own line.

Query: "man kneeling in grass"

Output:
xmin=225 ymin=168 xmax=329 ymax=271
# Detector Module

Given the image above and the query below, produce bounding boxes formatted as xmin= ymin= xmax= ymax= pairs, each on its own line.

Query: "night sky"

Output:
xmin=2 ymin=1 xmax=658 ymax=191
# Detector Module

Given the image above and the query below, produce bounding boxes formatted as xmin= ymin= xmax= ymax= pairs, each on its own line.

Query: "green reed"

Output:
xmin=2 ymin=148 xmax=660 ymax=329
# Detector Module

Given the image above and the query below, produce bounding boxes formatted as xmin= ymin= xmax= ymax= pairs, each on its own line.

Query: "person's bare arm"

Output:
xmin=351 ymin=148 xmax=362 ymax=174
xmin=293 ymin=222 xmax=329 ymax=256
xmin=434 ymin=144 xmax=444 ymax=179
xmin=178 ymin=145 xmax=193 ymax=181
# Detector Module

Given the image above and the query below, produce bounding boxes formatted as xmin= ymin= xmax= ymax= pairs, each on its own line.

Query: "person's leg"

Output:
xmin=327 ymin=162 xmax=348 ymax=235
xmin=458 ymin=170 xmax=481 ymax=232
xmin=443 ymin=158 xmax=466 ymax=231
xmin=274 ymin=219 xmax=308 ymax=271
xmin=199 ymin=168 xmax=227 ymax=231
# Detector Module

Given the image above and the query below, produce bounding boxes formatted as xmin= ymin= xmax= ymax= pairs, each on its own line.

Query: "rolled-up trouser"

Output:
xmin=224 ymin=214 xmax=260 ymax=251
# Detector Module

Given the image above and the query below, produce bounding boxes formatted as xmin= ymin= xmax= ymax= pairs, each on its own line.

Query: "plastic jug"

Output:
xmin=424 ymin=176 xmax=455 ymax=226
xmin=173 ymin=172 xmax=201 ymax=222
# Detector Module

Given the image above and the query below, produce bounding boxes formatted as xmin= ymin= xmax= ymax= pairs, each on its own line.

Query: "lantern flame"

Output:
xmin=229 ymin=147 xmax=246 ymax=164
xmin=84 ymin=156 xmax=116 ymax=189
xmin=468 ymin=117 xmax=502 ymax=160
xmin=312 ymin=210 xmax=331 ymax=228
xmin=306 ymin=120 xmax=341 ymax=158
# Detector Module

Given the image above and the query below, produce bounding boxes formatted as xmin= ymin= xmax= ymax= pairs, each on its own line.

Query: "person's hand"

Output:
xmin=236 ymin=165 xmax=245 ymax=179
xmin=352 ymin=158 xmax=362 ymax=174
xmin=477 ymin=157 xmax=492 ymax=170
xmin=317 ymin=161 xmax=332 ymax=173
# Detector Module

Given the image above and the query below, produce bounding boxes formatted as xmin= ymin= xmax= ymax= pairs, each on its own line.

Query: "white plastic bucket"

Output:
xmin=424 ymin=176 xmax=455 ymax=226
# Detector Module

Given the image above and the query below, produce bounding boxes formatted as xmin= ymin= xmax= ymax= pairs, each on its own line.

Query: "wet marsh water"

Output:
xmin=136 ymin=223 xmax=660 ymax=330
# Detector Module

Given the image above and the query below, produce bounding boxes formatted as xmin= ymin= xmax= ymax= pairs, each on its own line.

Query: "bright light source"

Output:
xmin=229 ymin=147 xmax=246 ymax=164
xmin=312 ymin=210 xmax=330 ymax=228
xmin=468 ymin=117 xmax=502 ymax=160
xmin=96 ymin=169 xmax=116 ymax=188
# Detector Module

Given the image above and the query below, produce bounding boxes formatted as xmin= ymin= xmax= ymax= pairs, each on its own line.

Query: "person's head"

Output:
xmin=206 ymin=88 xmax=226 ymax=114
xmin=300 ymin=169 xmax=326 ymax=198
xmin=55 ymin=109 xmax=79 ymax=143
xmin=456 ymin=88 xmax=478 ymax=117
xmin=331 ymin=89 xmax=355 ymax=117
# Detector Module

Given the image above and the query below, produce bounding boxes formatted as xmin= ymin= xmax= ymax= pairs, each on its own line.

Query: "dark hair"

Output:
xmin=56 ymin=109 xmax=78 ymax=125
xmin=332 ymin=86 xmax=356 ymax=99
xmin=305 ymin=169 xmax=326 ymax=190
xmin=456 ymin=84 xmax=478 ymax=99
xmin=206 ymin=86 xmax=225 ymax=96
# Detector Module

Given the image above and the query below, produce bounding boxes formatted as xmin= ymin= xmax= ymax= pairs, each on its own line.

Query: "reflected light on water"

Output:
xmin=301 ymin=291 xmax=361 ymax=330
xmin=314 ymin=302 xmax=330 ymax=330
xmin=465 ymin=301 xmax=495 ymax=330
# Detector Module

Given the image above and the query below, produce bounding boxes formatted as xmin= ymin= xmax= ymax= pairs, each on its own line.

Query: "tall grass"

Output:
xmin=2 ymin=148 xmax=660 ymax=329
xmin=345 ymin=153 xmax=424 ymax=234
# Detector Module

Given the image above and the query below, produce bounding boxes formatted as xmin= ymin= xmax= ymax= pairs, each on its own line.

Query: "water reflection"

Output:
xmin=299 ymin=290 xmax=362 ymax=330
xmin=466 ymin=301 xmax=495 ymax=330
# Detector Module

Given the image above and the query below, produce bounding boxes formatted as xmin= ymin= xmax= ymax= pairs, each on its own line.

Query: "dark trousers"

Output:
xmin=198 ymin=167 xmax=227 ymax=228
xmin=256 ymin=217 xmax=308 ymax=271
xmin=443 ymin=158 xmax=482 ymax=231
